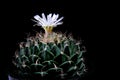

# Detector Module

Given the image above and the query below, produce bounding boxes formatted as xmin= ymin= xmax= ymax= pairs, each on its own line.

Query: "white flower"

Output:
xmin=34 ymin=13 xmax=64 ymax=27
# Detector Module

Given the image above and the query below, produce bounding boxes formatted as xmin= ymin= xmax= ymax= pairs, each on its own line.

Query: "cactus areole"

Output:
xmin=9 ymin=13 xmax=86 ymax=80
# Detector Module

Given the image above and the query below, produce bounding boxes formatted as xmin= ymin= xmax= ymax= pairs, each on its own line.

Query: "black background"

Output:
xmin=0 ymin=0 xmax=115 ymax=80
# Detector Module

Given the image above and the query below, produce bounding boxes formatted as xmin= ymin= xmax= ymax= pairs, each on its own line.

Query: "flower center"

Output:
xmin=43 ymin=26 xmax=53 ymax=34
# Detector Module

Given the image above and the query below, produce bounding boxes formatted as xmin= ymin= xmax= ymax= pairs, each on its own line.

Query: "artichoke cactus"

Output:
xmin=9 ymin=13 xmax=86 ymax=80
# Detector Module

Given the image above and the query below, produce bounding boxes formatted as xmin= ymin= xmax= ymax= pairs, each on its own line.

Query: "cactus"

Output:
xmin=9 ymin=13 xmax=86 ymax=80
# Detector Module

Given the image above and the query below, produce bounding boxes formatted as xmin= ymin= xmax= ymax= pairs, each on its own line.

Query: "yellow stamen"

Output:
xmin=43 ymin=26 xmax=54 ymax=38
xmin=43 ymin=26 xmax=53 ymax=33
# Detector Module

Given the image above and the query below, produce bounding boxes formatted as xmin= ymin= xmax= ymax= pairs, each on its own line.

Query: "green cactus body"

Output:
xmin=11 ymin=32 xmax=86 ymax=80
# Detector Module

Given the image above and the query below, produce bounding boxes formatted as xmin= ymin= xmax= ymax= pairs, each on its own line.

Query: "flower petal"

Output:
xmin=54 ymin=17 xmax=64 ymax=24
xmin=47 ymin=13 xmax=52 ymax=25
xmin=34 ymin=15 xmax=41 ymax=21
xmin=52 ymin=14 xmax=59 ymax=22
xmin=41 ymin=13 xmax=47 ymax=24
